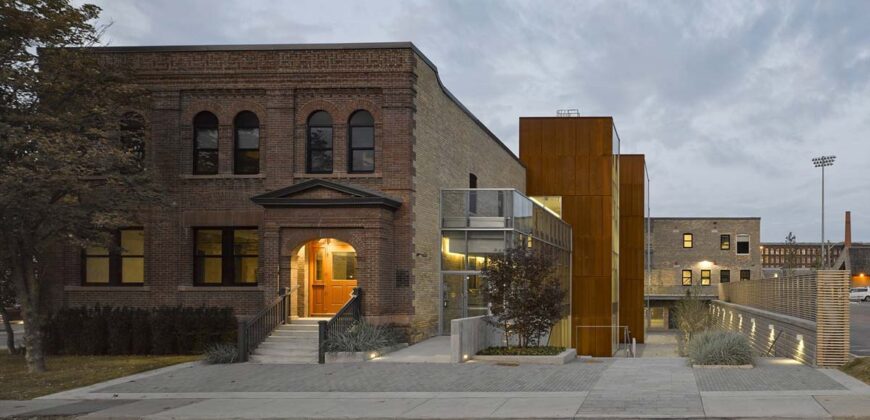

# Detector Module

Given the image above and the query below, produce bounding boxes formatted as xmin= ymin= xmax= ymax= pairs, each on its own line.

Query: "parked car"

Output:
xmin=851 ymin=287 xmax=870 ymax=302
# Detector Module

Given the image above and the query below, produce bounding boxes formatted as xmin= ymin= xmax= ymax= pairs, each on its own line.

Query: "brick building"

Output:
xmin=47 ymin=42 xmax=525 ymax=341
xmin=646 ymin=217 xmax=762 ymax=329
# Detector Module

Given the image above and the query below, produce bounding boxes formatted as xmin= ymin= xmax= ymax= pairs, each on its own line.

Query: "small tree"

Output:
xmin=480 ymin=247 xmax=567 ymax=347
xmin=673 ymin=285 xmax=712 ymax=355
xmin=782 ymin=232 xmax=798 ymax=278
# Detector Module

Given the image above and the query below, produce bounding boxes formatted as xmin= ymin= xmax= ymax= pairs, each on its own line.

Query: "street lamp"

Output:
xmin=812 ymin=155 xmax=835 ymax=268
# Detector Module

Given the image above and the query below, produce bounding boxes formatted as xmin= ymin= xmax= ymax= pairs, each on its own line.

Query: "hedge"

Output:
xmin=45 ymin=306 xmax=237 ymax=356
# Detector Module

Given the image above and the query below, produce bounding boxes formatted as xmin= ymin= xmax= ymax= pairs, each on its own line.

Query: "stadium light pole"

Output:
xmin=812 ymin=155 xmax=835 ymax=268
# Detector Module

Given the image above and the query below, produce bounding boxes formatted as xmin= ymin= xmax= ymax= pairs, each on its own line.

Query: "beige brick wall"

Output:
xmin=649 ymin=218 xmax=763 ymax=295
xmin=409 ymin=54 xmax=526 ymax=339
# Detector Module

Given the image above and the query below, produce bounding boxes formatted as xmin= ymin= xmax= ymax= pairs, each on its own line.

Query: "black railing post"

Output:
xmin=318 ymin=320 xmax=327 ymax=364
xmin=237 ymin=319 xmax=248 ymax=362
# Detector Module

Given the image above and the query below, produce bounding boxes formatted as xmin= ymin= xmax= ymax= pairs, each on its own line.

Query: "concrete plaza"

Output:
xmin=4 ymin=355 xmax=870 ymax=419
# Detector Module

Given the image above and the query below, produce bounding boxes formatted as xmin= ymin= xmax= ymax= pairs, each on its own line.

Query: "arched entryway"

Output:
xmin=292 ymin=238 xmax=358 ymax=316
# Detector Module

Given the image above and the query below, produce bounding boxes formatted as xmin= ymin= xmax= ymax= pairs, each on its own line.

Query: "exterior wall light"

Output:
xmin=796 ymin=334 xmax=804 ymax=342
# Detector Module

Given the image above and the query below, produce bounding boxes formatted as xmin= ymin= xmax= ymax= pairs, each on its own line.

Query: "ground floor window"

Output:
xmin=83 ymin=228 xmax=144 ymax=285
xmin=194 ymin=227 xmax=258 ymax=286
xmin=720 ymin=269 xmax=731 ymax=283
xmin=740 ymin=269 xmax=751 ymax=281
xmin=681 ymin=269 xmax=692 ymax=286
xmin=700 ymin=269 xmax=711 ymax=286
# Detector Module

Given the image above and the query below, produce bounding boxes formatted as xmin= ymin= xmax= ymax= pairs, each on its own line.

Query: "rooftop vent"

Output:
xmin=556 ymin=109 xmax=580 ymax=117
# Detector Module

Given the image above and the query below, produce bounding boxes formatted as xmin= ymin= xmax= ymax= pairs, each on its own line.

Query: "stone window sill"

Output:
xmin=292 ymin=172 xmax=382 ymax=179
xmin=180 ymin=174 xmax=266 ymax=180
xmin=65 ymin=286 xmax=150 ymax=292
xmin=177 ymin=286 xmax=265 ymax=292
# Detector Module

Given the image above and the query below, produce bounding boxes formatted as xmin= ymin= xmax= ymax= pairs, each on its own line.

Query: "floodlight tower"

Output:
xmin=812 ymin=155 xmax=836 ymax=268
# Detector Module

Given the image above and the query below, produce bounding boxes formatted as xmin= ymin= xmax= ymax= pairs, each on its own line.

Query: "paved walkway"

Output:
xmin=3 ymin=357 xmax=870 ymax=419
xmin=372 ymin=336 xmax=451 ymax=363
xmin=636 ymin=331 xmax=681 ymax=357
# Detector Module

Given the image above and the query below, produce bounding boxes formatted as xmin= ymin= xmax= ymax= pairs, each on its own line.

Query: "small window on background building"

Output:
xmin=736 ymin=234 xmax=750 ymax=255
xmin=682 ymin=269 xmax=692 ymax=286
xmin=195 ymin=228 xmax=259 ymax=286
xmin=720 ymin=269 xmax=731 ymax=283
xmin=469 ymin=173 xmax=478 ymax=214
xmin=701 ymin=269 xmax=711 ymax=286
xmin=720 ymin=234 xmax=731 ymax=250
xmin=83 ymin=228 xmax=145 ymax=285
xmin=740 ymin=269 xmax=751 ymax=281
xmin=683 ymin=233 xmax=693 ymax=248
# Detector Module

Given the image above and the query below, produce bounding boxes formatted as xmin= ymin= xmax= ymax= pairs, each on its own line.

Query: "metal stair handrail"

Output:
xmin=237 ymin=290 xmax=290 ymax=362
xmin=318 ymin=287 xmax=362 ymax=364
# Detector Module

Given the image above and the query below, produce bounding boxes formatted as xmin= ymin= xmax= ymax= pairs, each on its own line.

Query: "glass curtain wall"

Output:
xmin=440 ymin=189 xmax=572 ymax=347
xmin=611 ymin=125 xmax=621 ymax=353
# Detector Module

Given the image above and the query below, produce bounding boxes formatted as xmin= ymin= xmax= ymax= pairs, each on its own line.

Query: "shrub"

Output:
xmin=204 ymin=343 xmax=239 ymax=364
xmin=477 ymin=346 xmax=565 ymax=356
xmin=686 ymin=330 xmax=753 ymax=366
xmin=44 ymin=306 xmax=236 ymax=356
xmin=324 ymin=321 xmax=398 ymax=352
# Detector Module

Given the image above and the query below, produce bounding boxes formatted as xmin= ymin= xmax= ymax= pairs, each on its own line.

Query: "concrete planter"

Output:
xmin=325 ymin=343 xmax=407 ymax=363
xmin=473 ymin=348 xmax=576 ymax=365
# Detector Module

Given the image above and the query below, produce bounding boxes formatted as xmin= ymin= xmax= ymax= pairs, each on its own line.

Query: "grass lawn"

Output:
xmin=0 ymin=352 xmax=200 ymax=400
xmin=841 ymin=357 xmax=870 ymax=385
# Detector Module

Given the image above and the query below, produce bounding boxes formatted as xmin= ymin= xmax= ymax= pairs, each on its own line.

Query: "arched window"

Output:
xmin=193 ymin=111 xmax=219 ymax=175
xmin=348 ymin=110 xmax=374 ymax=173
xmin=120 ymin=112 xmax=146 ymax=171
xmin=234 ymin=111 xmax=260 ymax=174
xmin=307 ymin=111 xmax=333 ymax=173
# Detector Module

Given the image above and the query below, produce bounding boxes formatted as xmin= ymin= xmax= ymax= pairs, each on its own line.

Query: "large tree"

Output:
xmin=0 ymin=0 xmax=158 ymax=372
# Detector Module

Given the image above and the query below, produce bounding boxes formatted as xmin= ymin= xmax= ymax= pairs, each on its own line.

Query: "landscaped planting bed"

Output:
xmin=477 ymin=346 xmax=566 ymax=356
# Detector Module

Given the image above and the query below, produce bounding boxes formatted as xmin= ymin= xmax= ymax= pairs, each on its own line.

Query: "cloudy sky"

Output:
xmin=83 ymin=0 xmax=870 ymax=242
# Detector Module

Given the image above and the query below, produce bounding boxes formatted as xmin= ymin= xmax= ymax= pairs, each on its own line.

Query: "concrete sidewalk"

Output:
xmin=3 ymin=357 xmax=870 ymax=419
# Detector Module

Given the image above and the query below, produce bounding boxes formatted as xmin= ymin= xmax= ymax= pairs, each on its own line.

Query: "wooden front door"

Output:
xmin=308 ymin=239 xmax=358 ymax=316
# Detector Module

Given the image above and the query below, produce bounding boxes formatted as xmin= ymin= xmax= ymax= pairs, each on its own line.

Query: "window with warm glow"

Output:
xmin=683 ymin=233 xmax=693 ymax=248
xmin=701 ymin=269 xmax=711 ymax=286
xmin=720 ymin=234 xmax=730 ymax=250
xmin=194 ymin=228 xmax=259 ymax=285
xmin=682 ymin=269 xmax=692 ymax=286
xmin=83 ymin=228 xmax=144 ymax=285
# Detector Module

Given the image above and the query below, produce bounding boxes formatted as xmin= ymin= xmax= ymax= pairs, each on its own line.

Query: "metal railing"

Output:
xmin=237 ymin=291 xmax=290 ymax=362
xmin=318 ymin=287 xmax=362 ymax=364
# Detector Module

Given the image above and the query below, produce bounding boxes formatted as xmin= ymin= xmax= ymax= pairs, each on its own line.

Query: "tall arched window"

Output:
xmin=348 ymin=110 xmax=374 ymax=173
xmin=234 ymin=111 xmax=260 ymax=174
xmin=307 ymin=111 xmax=333 ymax=173
xmin=193 ymin=111 xmax=219 ymax=175
xmin=120 ymin=112 xmax=146 ymax=171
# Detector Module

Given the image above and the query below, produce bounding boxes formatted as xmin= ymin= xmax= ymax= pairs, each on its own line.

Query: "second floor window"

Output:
xmin=720 ymin=234 xmax=731 ymax=250
xmin=83 ymin=228 xmax=145 ymax=285
xmin=194 ymin=111 xmax=219 ymax=175
xmin=701 ymin=269 xmax=711 ymax=286
xmin=234 ymin=111 xmax=260 ymax=174
xmin=120 ymin=112 xmax=146 ymax=170
xmin=307 ymin=111 xmax=333 ymax=173
xmin=737 ymin=234 xmax=750 ymax=255
xmin=720 ymin=269 xmax=731 ymax=283
xmin=683 ymin=233 xmax=693 ymax=248
xmin=194 ymin=228 xmax=259 ymax=286
xmin=348 ymin=110 xmax=374 ymax=172
xmin=682 ymin=269 xmax=692 ymax=286
xmin=740 ymin=269 xmax=751 ymax=281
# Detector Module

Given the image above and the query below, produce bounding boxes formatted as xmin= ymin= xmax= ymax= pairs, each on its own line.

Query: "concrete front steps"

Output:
xmin=248 ymin=318 xmax=328 ymax=364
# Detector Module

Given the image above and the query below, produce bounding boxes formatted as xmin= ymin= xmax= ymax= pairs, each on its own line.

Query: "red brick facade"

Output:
xmin=47 ymin=43 xmax=525 ymax=340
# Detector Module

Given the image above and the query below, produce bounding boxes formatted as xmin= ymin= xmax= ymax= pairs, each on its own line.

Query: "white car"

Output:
xmin=851 ymin=287 xmax=870 ymax=302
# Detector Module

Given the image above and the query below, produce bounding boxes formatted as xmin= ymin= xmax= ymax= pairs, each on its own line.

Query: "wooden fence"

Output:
xmin=717 ymin=270 xmax=850 ymax=367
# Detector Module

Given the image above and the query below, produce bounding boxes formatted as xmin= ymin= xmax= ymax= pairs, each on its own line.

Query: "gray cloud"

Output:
xmin=82 ymin=0 xmax=870 ymax=242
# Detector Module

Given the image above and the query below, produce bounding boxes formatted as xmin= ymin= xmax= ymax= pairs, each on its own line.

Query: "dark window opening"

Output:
xmin=348 ymin=110 xmax=374 ymax=173
xmin=720 ymin=269 xmax=731 ymax=283
xmin=120 ymin=112 xmax=146 ymax=171
xmin=307 ymin=111 xmax=333 ymax=173
xmin=194 ymin=111 xmax=219 ymax=175
xmin=194 ymin=228 xmax=259 ymax=286
xmin=469 ymin=173 xmax=478 ymax=214
xmin=740 ymin=269 xmax=751 ymax=281
xmin=234 ymin=111 xmax=260 ymax=174
xmin=737 ymin=234 xmax=750 ymax=255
